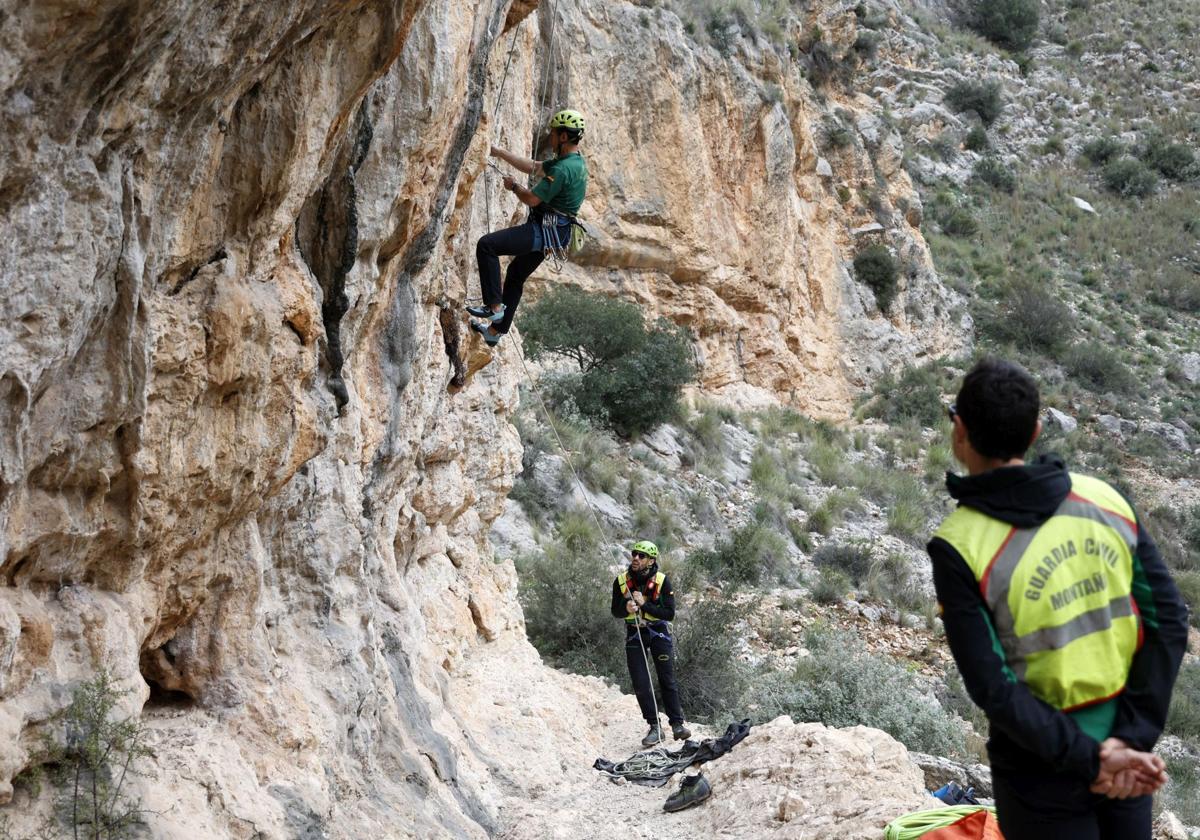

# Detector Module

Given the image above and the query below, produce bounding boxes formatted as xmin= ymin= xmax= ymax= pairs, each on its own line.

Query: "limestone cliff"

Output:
xmin=0 ymin=0 xmax=960 ymax=837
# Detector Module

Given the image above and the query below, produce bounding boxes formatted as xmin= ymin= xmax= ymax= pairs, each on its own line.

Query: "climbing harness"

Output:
xmin=539 ymin=210 xmax=586 ymax=272
xmin=884 ymin=806 xmax=998 ymax=840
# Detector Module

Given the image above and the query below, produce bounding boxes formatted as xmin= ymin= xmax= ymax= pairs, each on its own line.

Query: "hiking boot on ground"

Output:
xmin=469 ymin=320 xmax=501 ymax=346
xmin=671 ymin=723 xmax=691 ymax=741
xmin=641 ymin=725 xmax=663 ymax=747
xmin=465 ymin=303 xmax=505 ymax=322
xmin=663 ymin=773 xmax=711 ymax=813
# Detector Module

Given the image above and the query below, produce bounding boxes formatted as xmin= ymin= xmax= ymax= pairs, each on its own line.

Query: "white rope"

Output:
xmin=511 ymin=337 xmax=664 ymax=734
xmin=535 ymin=0 xmax=563 ymax=151
xmin=472 ymin=0 xmax=661 ymax=733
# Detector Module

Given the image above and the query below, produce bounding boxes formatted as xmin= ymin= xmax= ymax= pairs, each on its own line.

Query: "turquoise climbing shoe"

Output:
xmin=469 ymin=320 xmax=501 ymax=346
xmin=465 ymin=303 xmax=505 ymax=322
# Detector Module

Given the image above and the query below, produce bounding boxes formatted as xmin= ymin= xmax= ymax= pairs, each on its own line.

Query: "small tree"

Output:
xmin=970 ymin=0 xmax=1039 ymax=51
xmin=945 ymin=80 xmax=1004 ymax=125
xmin=974 ymin=156 xmax=1017 ymax=193
xmin=1102 ymin=157 xmax=1158 ymax=198
xmin=1081 ymin=135 xmax=1124 ymax=165
xmin=853 ymin=244 xmax=899 ymax=312
xmin=521 ymin=287 xmax=695 ymax=437
xmin=1140 ymin=132 xmax=1197 ymax=181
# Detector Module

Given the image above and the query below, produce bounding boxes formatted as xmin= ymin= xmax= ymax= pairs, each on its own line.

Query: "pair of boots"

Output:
xmin=642 ymin=721 xmax=691 ymax=747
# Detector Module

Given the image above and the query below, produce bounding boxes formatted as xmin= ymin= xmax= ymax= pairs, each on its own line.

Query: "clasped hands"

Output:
xmin=1089 ymin=737 xmax=1168 ymax=799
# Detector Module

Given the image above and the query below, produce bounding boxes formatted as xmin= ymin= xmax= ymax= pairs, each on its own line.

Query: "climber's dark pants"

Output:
xmin=476 ymin=222 xmax=543 ymax=335
xmin=625 ymin=628 xmax=684 ymax=727
xmin=993 ymin=768 xmax=1151 ymax=840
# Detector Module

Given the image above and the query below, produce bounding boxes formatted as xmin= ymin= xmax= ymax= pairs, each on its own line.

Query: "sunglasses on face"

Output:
xmin=946 ymin=403 xmax=957 ymax=422
xmin=631 ymin=551 xmax=650 ymax=559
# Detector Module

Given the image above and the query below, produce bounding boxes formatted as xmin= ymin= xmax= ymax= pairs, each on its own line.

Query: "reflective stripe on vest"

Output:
xmin=933 ymin=473 xmax=1140 ymax=711
xmin=618 ymin=571 xmax=666 ymax=624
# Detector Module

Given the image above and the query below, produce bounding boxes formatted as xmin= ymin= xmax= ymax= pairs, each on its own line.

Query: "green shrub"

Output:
xmin=945 ymin=80 xmax=1004 ymax=126
xmin=1081 ymin=136 xmax=1124 ymax=165
xmin=1101 ymin=157 xmax=1158 ymax=198
xmin=522 ymin=287 xmax=695 ymax=437
xmin=1041 ymin=135 xmax=1066 ymax=156
xmin=806 ymin=489 xmax=860 ymax=535
xmin=1139 ymin=133 xmax=1197 ymax=181
xmin=1175 ymin=571 xmax=1200 ymax=629
xmin=1149 ymin=505 xmax=1200 ymax=573
xmin=963 ymin=124 xmax=989 ymax=152
xmin=970 ymin=0 xmax=1039 ymax=51
xmin=1061 ymin=341 xmax=1139 ymax=395
xmin=974 ymin=156 xmax=1017 ymax=193
xmin=862 ymin=362 xmax=954 ymax=427
xmin=18 ymin=671 xmax=152 ymax=839
xmin=853 ymin=244 xmax=899 ymax=312
xmin=808 ymin=40 xmax=842 ymax=88
xmin=706 ymin=10 xmax=736 ymax=54
xmin=826 ymin=120 xmax=855 ymax=149
xmin=757 ymin=627 xmax=969 ymax=756
xmin=1152 ymin=272 xmax=1200 ymax=314
xmin=887 ymin=479 xmax=930 ymax=543
xmin=812 ymin=539 xmax=874 ymax=584
xmin=672 ymin=600 xmax=753 ymax=722
xmin=811 ymin=565 xmax=851 ymax=604
xmin=1167 ymin=661 xmax=1200 ymax=740
xmin=941 ymin=207 xmax=979 ymax=237
xmin=982 ymin=279 xmax=1076 ymax=352
xmin=1161 ymin=753 xmax=1200 ymax=827
xmin=866 ymin=553 xmax=929 ymax=613
xmin=517 ymin=542 xmax=627 ymax=683
xmin=688 ymin=521 xmax=791 ymax=587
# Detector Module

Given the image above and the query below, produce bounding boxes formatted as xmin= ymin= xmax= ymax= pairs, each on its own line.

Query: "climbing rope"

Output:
xmin=510 ymin=338 xmax=664 ymax=733
xmin=483 ymin=20 xmax=522 ymax=235
xmin=535 ymin=0 xmax=563 ymax=151
xmin=471 ymin=0 xmax=664 ymax=732
xmin=884 ymin=806 xmax=997 ymax=840
xmin=598 ymin=745 xmax=681 ymax=782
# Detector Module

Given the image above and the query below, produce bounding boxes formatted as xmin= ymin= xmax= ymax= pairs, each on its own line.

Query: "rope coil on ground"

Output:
xmin=884 ymin=806 xmax=998 ymax=840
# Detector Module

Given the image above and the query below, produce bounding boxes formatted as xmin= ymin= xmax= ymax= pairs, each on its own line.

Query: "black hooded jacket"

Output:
xmin=928 ymin=455 xmax=1189 ymax=782
xmin=610 ymin=562 xmax=676 ymax=624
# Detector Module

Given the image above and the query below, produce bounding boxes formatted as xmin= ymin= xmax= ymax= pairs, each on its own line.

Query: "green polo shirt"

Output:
xmin=532 ymin=152 xmax=588 ymax=216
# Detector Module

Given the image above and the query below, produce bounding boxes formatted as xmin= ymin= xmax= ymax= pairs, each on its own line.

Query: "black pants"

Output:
xmin=476 ymin=222 xmax=544 ymax=335
xmin=625 ymin=629 xmax=684 ymax=727
xmin=993 ymin=768 xmax=1152 ymax=840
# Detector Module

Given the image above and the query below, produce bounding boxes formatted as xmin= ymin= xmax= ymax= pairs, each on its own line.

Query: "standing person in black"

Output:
xmin=611 ymin=540 xmax=691 ymax=747
xmin=929 ymin=358 xmax=1189 ymax=840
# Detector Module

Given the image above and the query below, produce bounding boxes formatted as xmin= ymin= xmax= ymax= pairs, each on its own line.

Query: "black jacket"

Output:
xmin=928 ymin=455 xmax=1190 ymax=782
xmin=611 ymin=563 xmax=676 ymax=623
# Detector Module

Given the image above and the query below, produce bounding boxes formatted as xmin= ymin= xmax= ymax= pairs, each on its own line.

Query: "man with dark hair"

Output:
xmin=929 ymin=357 xmax=1189 ymax=840
xmin=466 ymin=109 xmax=588 ymax=347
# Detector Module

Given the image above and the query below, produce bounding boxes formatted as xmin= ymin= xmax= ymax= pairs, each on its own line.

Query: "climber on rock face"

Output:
xmin=928 ymin=358 xmax=1189 ymax=840
xmin=610 ymin=540 xmax=691 ymax=747
xmin=466 ymin=109 xmax=588 ymax=347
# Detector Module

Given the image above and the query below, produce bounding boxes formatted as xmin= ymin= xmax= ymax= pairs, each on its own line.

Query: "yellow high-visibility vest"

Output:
xmin=933 ymin=473 xmax=1142 ymax=712
xmin=617 ymin=571 xmax=666 ymax=624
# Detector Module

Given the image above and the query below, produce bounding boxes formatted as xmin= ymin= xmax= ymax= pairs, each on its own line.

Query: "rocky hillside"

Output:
xmin=0 ymin=0 xmax=974 ymax=837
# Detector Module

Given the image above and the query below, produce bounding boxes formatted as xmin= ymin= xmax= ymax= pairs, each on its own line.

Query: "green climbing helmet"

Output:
xmin=548 ymin=108 xmax=586 ymax=138
xmin=631 ymin=540 xmax=659 ymax=559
